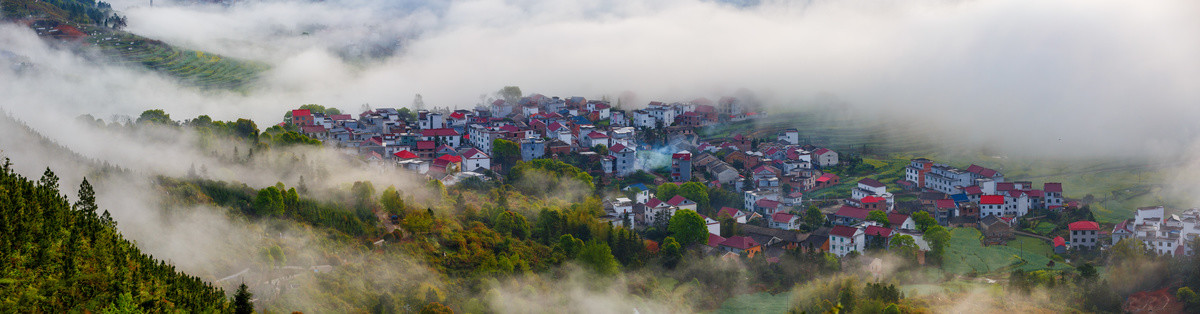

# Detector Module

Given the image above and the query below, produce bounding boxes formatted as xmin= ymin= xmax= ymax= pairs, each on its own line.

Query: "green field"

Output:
xmin=712 ymin=292 xmax=791 ymax=314
xmin=942 ymin=228 xmax=1071 ymax=275
xmin=86 ymin=28 xmax=267 ymax=90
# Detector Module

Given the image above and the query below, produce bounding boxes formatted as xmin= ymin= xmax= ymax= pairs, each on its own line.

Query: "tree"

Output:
xmin=719 ymin=215 xmax=740 ymax=238
xmin=253 ymin=186 xmax=285 ymax=216
xmin=136 ymin=109 xmax=177 ymax=126
xmin=559 ymin=234 xmax=584 ymax=258
xmin=656 ymin=183 xmax=679 ymax=202
xmin=497 ymin=86 xmax=522 ymax=105
xmin=420 ymin=302 xmax=453 ymax=314
xmin=593 ymin=144 xmax=608 ymax=156
xmin=381 ymin=186 xmax=406 ymax=216
xmin=889 ymin=234 xmax=919 ymax=261
xmin=925 ymin=225 xmax=951 ymax=262
xmin=413 ymin=94 xmax=426 ymax=111
xmin=1178 ymin=287 xmax=1200 ymax=312
xmin=867 ymin=210 xmax=890 ymax=227
xmin=838 ymin=283 xmax=857 ymax=313
xmin=678 ymin=182 xmax=711 ymax=212
xmin=912 ymin=211 xmax=937 ymax=232
xmin=668 ymin=209 xmax=707 ymax=246
xmin=493 ymin=139 xmax=520 ymax=170
xmin=1077 ymin=263 xmax=1098 ymax=282
xmin=661 ymin=236 xmax=683 ymax=269
xmin=578 ymin=240 xmax=619 ymax=275
xmin=495 ymin=211 xmax=531 ymax=239
xmin=234 ymin=283 xmax=254 ymax=314
xmin=101 ymin=292 xmax=143 ymax=314
xmin=1110 ymin=238 xmax=1149 ymax=264
xmin=804 ymin=205 xmax=825 ymax=230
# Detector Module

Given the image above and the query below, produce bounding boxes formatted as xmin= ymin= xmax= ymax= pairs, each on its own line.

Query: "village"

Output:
xmin=285 ymin=94 xmax=1198 ymax=264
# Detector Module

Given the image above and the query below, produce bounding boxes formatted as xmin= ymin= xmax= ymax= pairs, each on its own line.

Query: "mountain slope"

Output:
xmin=0 ymin=159 xmax=229 ymax=311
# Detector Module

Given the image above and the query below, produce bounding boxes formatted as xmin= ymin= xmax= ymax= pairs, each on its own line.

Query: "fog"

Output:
xmin=4 ymin=0 xmax=1199 ymax=158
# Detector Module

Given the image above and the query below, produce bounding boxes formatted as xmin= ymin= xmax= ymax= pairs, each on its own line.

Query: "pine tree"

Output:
xmin=234 ymin=283 xmax=253 ymax=314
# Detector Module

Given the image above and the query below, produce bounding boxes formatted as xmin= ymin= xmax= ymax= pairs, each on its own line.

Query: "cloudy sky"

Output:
xmin=2 ymin=0 xmax=1199 ymax=157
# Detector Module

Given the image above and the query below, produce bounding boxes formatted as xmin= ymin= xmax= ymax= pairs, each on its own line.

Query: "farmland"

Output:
xmin=942 ymin=228 xmax=1072 ymax=275
xmin=85 ymin=28 xmax=267 ymax=91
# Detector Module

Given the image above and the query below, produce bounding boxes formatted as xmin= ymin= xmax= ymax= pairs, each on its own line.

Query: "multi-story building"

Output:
xmin=520 ymin=138 xmax=546 ymax=161
xmin=671 ymin=151 xmax=692 ymax=182
xmin=829 ymin=225 xmax=865 ymax=257
xmin=1068 ymin=221 xmax=1099 ymax=250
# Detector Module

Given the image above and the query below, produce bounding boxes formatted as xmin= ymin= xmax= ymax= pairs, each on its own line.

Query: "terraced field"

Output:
xmin=86 ymin=29 xmax=267 ymax=90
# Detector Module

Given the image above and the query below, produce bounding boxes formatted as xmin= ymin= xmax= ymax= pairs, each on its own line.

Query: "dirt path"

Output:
xmin=374 ymin=209 xmax=399 ymax=233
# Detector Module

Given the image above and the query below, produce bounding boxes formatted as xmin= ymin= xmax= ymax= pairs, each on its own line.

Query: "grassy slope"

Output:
xmin=942 ymin=228 xmax=1071 ymax=275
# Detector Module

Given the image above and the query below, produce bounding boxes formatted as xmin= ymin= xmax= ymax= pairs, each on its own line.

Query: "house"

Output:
xmin=642 ymin=198 xmax=678 ymax=226
xmin=1053 ymin=236 xmax=1067 ymax=254
xmin=430 ymin=154 xmax=462 ymax=174
xmin=829 ymin=225 xmax=865 ymax=257
xmin=291 ymin=109 xmax=314 ymax=126
xmin=1044 ymin=183 xmax=1064 ymax=208
xmin=461 ymin=148 xmax=490 ymax=172
xmin=979 ymin=195 xmax=1005 ymax=218
xmin=719 ymin=236 xmax=762 ymax=258
xmin=932 ymin=199 xmax=958 ymax=225
xmin=771 ymin=212 xmax=800 ymax=230
xmin=779 ymin=129 xmax=799 ymax=145
xmin=783 ymin=191 xmax=804 ymax=207
xmin=980 ymin=215 xmax=1013 ymax=244
xmin=707 ymin=233 xmax=728 ymax=248
xmin=1068 ymin=221 xmax=1100 ymax=250
xmin=520 ymin=138 xmax=546 ymax=161
xmin=811 ymin=148 xmax=838 ymax=167
xmin=608 ymin=143 xmax=637 ymax=176
xmin=755 ymin=199 xmax=782 ymax=215
xmin=905 ymin=158 xmax=933 ymax=189
xmin=740 ymin=224 xmax=808 ymax=251
xmin=814 ymin=173 xmax=840 ymax=190
xmin=743 ymin=189 xmax=778 ymax=211
xmin=671 ymin=151 xmax=693 ymax=182
xmin=887 ymin=213 xmax=916 ymax=231
xmin=716 ymin=207 xmax=748 ymax=224
xmin=864 ymin=225 xmax=893 ymax=249
xmin=833 ymin=206 xmax=869 ymax=226
xmin=665 ymin=195 xmax=698 ymax=212
xmin=623 ymin=184 xmax=652 ymax=204
xmin=1111 ymin=219 xmax=1133 ymax=245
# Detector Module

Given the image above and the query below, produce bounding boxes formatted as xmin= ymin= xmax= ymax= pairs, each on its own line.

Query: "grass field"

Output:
xmin=942 ymin=228 xmax=1071 ymax=275
xmin=85 ymin=28 xmax=267 ymax=90
xmin=712 ymin=292 xmax=791 ymax=314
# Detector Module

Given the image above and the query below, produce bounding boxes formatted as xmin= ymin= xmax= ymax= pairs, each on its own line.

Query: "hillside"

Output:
xmin=0 ymin=159 xmax=229 ymax=311
xmin=3 ymin=0 xmax=267 ymax=90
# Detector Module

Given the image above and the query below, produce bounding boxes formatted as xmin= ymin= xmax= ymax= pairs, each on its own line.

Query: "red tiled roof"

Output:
xmin=449 ymin=112 xmax=466 ymax=119
xmin=935 ymin=199 xmax=957 ymax=209
xmin=813 ymin=148 xmax=832 ymax=155
xmin=463 ymin=148 xmax=487 ymax=159
xmin=435 ymin=154 xmax=462 ymax=163
xmin=707 ymin=233 xmax=727 ymax=247
xmin=772 ymin=212 xmax=795 ymax=223
xmin=393 ymin=150 xmax=418 ymax=159
xmin=720 ymin=236 xmax=760 ymax=250
xmin=672 ymin=152 xmax=692 ymax=160
xmin=980 ymin=195 xmax=1005 ymax=205
xmin=966 ymin=164 xmax=998 ymax=177
xmin=717 ymin=207 xmax=741 ymax=218
xmin=1068 ymin=221 xmax=1100 ymax=231
xmin=587 ymin=131 xmax=609 ymax=139
xmin=861 ymin=196 xmax=885 ymax=203
xmin=864 ymin=225 xmax=892 ymax=237
xmin=788 ymin=191 xmax=804 ymax=198
xmin=858 ymin=178 xmax=885 ymax=188
xmin=996 ymin=182 xmax=1015 ymax=191
xmin=301 ymin=125 xmax=327 ymax=133
xmin=887 ymin=213 xmax=910 ymax=227
xmin=421 ymin=128 xmax=460 ymax=137
xmin=816 ymin=173 xmax=838 ymax=182
xmin=834 ymin=206 xmax=869 ymax=219
xmin=830 ymin=225 xmax=859 ymax=238
xmin=1025 ymin=190 xmax=1044 ymax=197
xmin=416 ymin=141 xmax=436 ymax=150
xmin=1053 ymin=236 xmax=1066 ymax=247
xmin=646 ymin=198 xmax=664 ymax=208
xmin=292 ymin=109 xmax=312 ymax=117
xmin=666 ymin=195 xmax=693 ymax=207
xmin=331 ymin=114 xmax=352 ymax=120
xmin=1044 ymin=183 xmax=1063 ymax=193
xmin=755 ymin=199 xmax=780 ymax=209
xmin=609 ymin=143 xmax=628 ymax=153
xmin=962 ymin=186 xmax=983 ymax=195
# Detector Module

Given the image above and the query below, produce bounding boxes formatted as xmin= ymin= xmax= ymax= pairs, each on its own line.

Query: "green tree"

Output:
xmin=668 ymin=209 xmax=707 ymax=246
xmin=420 ymin=302 xmax=453 ymax=314
xmin=661 ymin=236 xmax=683 ymax=269
xmin=234 ymin=283 xmax=253 ymax=314
xmin=381 ymin=186 xmax=406 ymax=216
xmin=497 ymin=86 xmax=523 ymax=104
xmin=679 ymin=182 xmax=711 ymax=212
xmin=593 ymin=144 xmax=608 ymax=156
xmin=253 ymin=186 xmax=284 ymax=216
xmin=656 ymin=183 xmax=679 ymax=202
xmin=838 ymin=283 xmax=857 ymax=313
xmin=925 ymin=225 xmax=951 ymax=262
xmin=1077 ymin=263 xmax=1098 ymax=282
xmin=1110 ymin=238 xmax=1149 ymax=264
xmin=912 ymin=211 xmax=937 ymax=232
xmin=136 ymin=109 xmax=177 ymax=126
xmin=867 ymin=210 xmax=889 ymax=227
xmin=100 ymin=292 xmax=143 ymax=314
xmin=559 ymin=234 xmax=585 ymax=258
xmin=719 ymin=215 xmax=740 ymax=238
xmin=493 ymin=139 xmax=520 ymax=170
xmin=889 ymin=234 xmax=919 ymax=261
xmin=495 ymin=210 xmax=531 ymax=239
xmin=578 ymin=240 xmax=619 ymax=275
xmin=803 ymin=205 xmax=824 ymax=228
xmin=1178 ymin=287 xmax=1200 ymax=312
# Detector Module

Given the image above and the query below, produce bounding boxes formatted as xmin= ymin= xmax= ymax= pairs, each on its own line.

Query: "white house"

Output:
xmin=1068 ymin=221 xmax=1099 ymax=250
xmin=829 ymin=225 xmax=865 ymax=257
xmin=462 ymin=148 xmax=490 ymax=172
xmin=771 ymin=212 xmax=800 ymax=230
